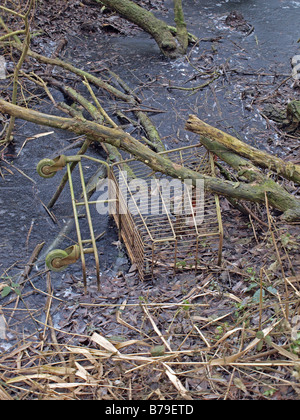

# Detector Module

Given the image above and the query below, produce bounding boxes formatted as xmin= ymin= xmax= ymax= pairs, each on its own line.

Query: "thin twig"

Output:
xmin=3 ymin=0 xmax=34 ymax=144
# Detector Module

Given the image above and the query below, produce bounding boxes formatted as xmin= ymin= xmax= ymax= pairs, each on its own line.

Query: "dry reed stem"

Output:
xmin=1 ymin=272 xmax=299 ymax=400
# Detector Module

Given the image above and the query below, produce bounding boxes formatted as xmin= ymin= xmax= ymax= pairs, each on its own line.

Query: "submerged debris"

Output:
xmin=225 ymin=10 xmax=253 ymax=33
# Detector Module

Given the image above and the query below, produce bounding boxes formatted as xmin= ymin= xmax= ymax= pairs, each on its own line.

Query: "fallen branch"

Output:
xmin=1 ymin=99 xmax=300 ymax=221
xmin=9 ymin=42 xmax=134 ymax=102
xmin=98 ymin=0 xmax=193 ymax=58
xmin=186 ymin=114 xmax=300 ymax=184
xmin=168 ymin=73 xmax=220 ymax=92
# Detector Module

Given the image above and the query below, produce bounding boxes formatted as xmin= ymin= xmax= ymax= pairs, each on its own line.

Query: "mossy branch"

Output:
xmin=1 ymin=99 xmax=300 ymax=221
xmin=186 ymin=114 xmax=300 ymax=185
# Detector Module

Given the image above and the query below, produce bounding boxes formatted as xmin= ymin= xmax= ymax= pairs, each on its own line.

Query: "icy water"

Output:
xmin=0 ymin=0 xmax=299 ymax=285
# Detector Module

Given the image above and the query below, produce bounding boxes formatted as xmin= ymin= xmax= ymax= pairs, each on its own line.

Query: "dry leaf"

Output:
xmin=6 ymin=374 xmax=64 ymax=384
xmin=75 ymin=361 xmax=98 ymax=384
xmin=162 ymin=363 xmax=192 ymax=400
xmin=210 ymin=321 xmax=280 ymax=366
xmin=91 ymin=332 xmax=120 ymax=354
xmin=0 ymin=312 xmax=7 ymax=340
xmin=234 ymin=377 xmax=247 ymax=393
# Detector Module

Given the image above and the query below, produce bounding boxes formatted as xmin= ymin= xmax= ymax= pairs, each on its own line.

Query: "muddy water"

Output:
xmin=0 ymin=0 xmax=299 ymax=287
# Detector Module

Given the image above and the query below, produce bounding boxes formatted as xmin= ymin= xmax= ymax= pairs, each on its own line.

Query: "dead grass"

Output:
xmin=0 ymin=213 xmax=300 ymax=400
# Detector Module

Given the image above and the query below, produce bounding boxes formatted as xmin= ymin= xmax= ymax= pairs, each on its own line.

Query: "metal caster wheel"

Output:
xmin=36 ymin=158 xmax=56 ymax=178
xmin=45 ymin=249 xmax=69 ymax=272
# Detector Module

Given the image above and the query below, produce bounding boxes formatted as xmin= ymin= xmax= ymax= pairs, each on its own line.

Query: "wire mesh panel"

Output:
xmin=110 ymin=143 xmax=223 ymax=281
